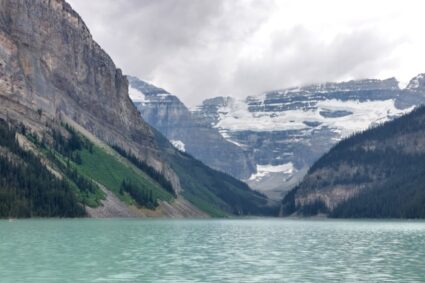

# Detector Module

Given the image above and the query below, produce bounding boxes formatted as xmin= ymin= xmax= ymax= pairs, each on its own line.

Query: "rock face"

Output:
xmin=0 ymin=0 xmax=185 ymax=209
xmin=0 ymin=0 xmax=270 ymax=217
xmin=127 ymin=74 xmax=425 ymax=200
xmin=0 ymin=0 xmax=160 ymax=161
xmin=192 ymin=78 xmax=425 ymax=199
xmin=129 ymin=76 xmax=255 ymax=179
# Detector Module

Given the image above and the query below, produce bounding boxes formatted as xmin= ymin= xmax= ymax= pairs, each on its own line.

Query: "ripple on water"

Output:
xmin=0 ymin=219 xmax=424 ymax=282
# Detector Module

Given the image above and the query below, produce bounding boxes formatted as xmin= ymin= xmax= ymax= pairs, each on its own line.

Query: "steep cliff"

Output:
xmin=128 ymin=76 xmax=256 ymax=179
xmin=0 ymin=0 xmax=160 ymax=164
xmin=0 ymin=0 xmax=270 ymax=217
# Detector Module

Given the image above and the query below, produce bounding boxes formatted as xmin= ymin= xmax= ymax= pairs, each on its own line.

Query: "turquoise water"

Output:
xmin=0 ymin=219 xmax=424 ymax=282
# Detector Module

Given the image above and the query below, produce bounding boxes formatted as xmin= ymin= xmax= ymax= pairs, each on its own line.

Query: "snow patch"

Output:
xmin=171 ymin=140 xmax=186 ymax=152
xmin=249 ymin=163 xmax=294 ymax=182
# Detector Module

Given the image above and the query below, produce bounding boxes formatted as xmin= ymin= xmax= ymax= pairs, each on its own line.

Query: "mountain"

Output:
xmin=281 ymin=99 xmax=425 ymax=218
xmin=128 ymin=76 xmax=425 ymax=201
xmin=128 ymin=76 xmax=255 ymax=179
xmin=0 ymin=0 xmax=271 ymax=218
xmin=191 ymin=78 xmax=425 ymax=199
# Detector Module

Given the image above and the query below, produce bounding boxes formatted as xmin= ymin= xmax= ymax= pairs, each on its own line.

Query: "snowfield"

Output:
xmin=215 ymin=98 xmax=413 ymax=138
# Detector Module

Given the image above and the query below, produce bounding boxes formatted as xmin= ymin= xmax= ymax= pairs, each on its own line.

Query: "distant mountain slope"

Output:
xmin=192 ymin=78 xmax=425 ymax=199
xmin=0 ymin=0 xmax=271 ymax=217
xmin=281 ymin=105 xmax=425 ymax=218
xmin=152 ymin=129 xmax=273 ymax=216
xmin=128 ymin=76 xmax=256 ymax=180
xmin=128 ymin=74 xmax=425 ymax=200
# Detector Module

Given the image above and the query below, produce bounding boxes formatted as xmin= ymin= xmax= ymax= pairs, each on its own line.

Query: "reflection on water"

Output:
xmin=0 ymin=219 xmax=424 ymax=282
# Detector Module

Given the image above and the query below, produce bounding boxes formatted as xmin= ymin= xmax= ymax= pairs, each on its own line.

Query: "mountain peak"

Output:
xmin=269 ymin=77 xmax=400 ymax=97
xmin=128 ymin=76 xmax=256 ymax=180
xmin=406 ymin=73 xmax=425 ymax=91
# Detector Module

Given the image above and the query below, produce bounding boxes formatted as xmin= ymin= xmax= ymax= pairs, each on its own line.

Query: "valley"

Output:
xmin=129 ymin=76 xmax=425 ymax=200
xmin=1 ymin=0 xmax=425 ymax=220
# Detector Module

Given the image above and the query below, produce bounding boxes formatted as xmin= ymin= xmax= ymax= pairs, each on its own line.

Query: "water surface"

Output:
xmin=0 ymin=219 xmax=424 ymax=282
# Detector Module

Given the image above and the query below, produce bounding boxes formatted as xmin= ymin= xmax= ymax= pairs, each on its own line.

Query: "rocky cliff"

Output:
xmin=0 ymin=0 xmax=270 ymax=217
xmin=0 ymin=0 xmax=161 ymax=162
xmin=128 ymin=76 xmax=255 ymax=179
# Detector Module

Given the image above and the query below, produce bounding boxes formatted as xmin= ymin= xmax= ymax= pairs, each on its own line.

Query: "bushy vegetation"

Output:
xmin=120 ymin=179 xmax=158 ymax=209
xmin=112 ymin=145 xmax=175 ymax=196
xmin=0 ymin=120 xmax=85 ymax=218
xmin=47 ymin=125 xmax=104 ymax=207
xmin=51 ymin=124 xmax=93 ymax=165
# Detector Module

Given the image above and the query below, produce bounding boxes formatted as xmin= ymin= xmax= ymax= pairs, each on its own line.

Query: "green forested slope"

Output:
xmin=0 ymin=120 xmax=178 ymax=218
xmin=282 ymin=106 xmax=425 ymax=218
xmin=0 ymin=121 xmax=85 ymax=217
xmin=0 ymin=119 xmax=275 ymax=218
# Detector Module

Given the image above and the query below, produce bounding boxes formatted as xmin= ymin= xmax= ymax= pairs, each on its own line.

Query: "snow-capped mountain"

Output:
xmin=192 ymin=76 xmax=425 ymax=199
xmin=128 ymin=76 xmax=256 ymax=180
xmin=129 ymin=74 xmax=425 ymax=200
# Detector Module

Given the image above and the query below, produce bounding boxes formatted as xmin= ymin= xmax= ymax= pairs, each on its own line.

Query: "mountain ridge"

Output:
xmin=129 ymin=76 xmax=256 ymax=180
xmin=129 ymin=74 xmax=425 ymax=200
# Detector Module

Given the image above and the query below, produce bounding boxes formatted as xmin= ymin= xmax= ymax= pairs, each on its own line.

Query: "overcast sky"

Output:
xmin=68 ymin=0 xmax=425 ymax=106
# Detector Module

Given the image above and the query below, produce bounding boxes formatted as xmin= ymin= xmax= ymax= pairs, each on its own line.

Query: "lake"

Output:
xmin=0 ymin=219 xmax=424 ymax=282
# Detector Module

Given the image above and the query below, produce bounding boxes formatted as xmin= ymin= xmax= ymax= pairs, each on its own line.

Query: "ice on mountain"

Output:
xmin=171 ymin=140 xmax=186 ymax=152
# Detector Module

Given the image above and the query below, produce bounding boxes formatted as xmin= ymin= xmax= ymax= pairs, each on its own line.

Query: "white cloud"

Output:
xmin=67 ymin=0 xmax=425 ymax=106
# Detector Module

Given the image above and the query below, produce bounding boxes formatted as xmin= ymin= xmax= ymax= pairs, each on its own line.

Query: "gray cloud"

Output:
xmin=67 ymin=0 xmax=423 ymax=106
xmin=233 ymin=27 xmax=400 ymax=95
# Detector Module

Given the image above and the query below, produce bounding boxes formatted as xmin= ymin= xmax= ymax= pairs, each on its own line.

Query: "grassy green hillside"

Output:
xmin=76 ymin=146 xmax=174 ymax=204
xmin=0 ymin=121 xmax=177 ymax=217
xmin=43 ymin=124 xmax=175 ymax=209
